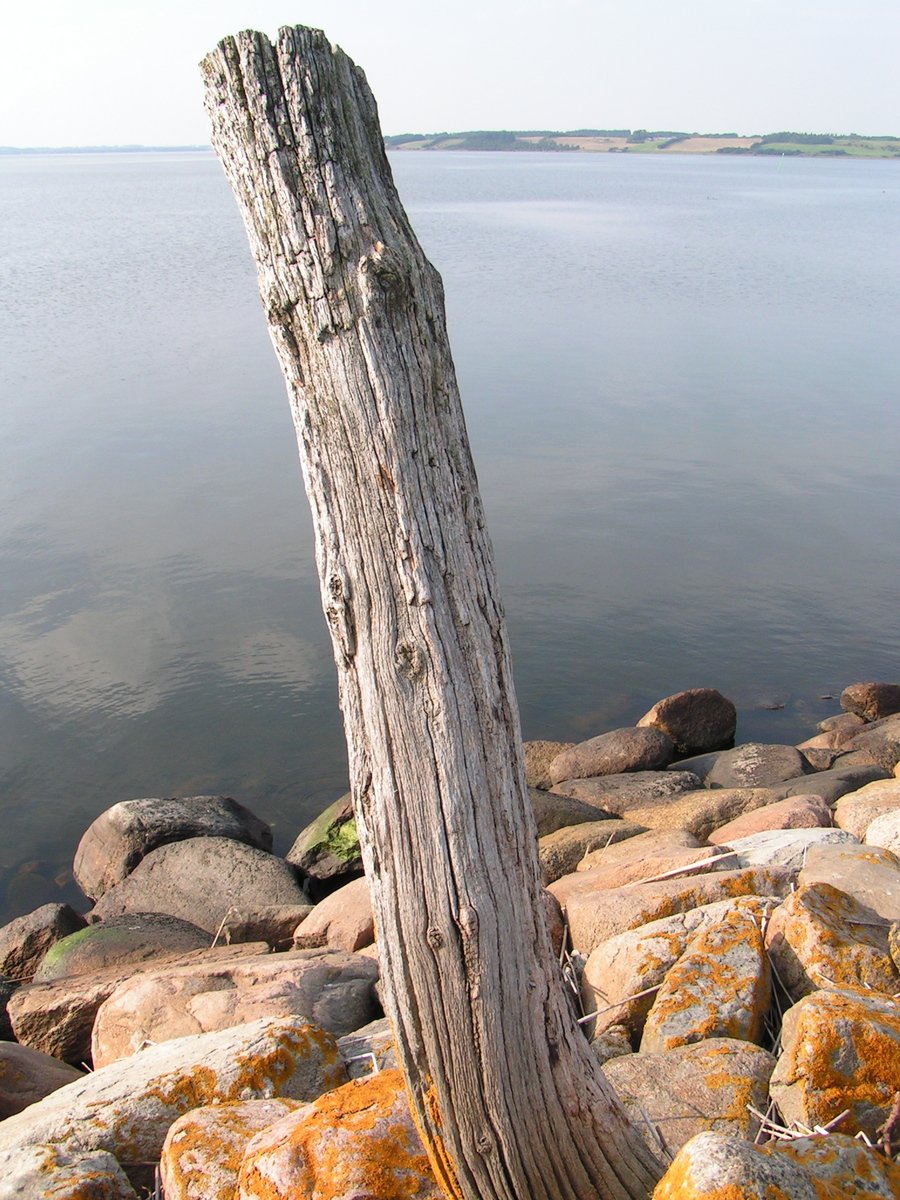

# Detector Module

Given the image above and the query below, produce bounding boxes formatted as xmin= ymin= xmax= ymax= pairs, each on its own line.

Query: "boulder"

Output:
xmin=865 ymin=809 xmax=900 ymax=855
xmin=653 ymin=1129 xmax=900 ymax=1200
xmin=581 ymin=896 xmax=777 ymax=1041
xmin=160 ymin=1098 xmax=303 ymax=1200
xmin=0 ymin=1042 xmax=84 ymax=1118
xmin=238 ymin=1068 xmax=442 ymax=1200
xmin=797 ymin=842 xmax=900 ymax=923
xmin=8 ymin=941 xmax=267 ymax=1065
xmin=0 ymin=903 xmax=86 ymax=983
xmin=589 ymin=1024 xmax=633 ymax=1065
xmin=0 ymin=1015 xmax=346 ymax=1167
xmin=640 ymin=906 xmax=770 ymax=1053
xmin=770 ymin=984 xmax=900 ymax=1139
xmin=0 ymin=1144 xmax=138 ymax=1199
xmin=819 ymin=711 xmax=866 ymax=735
xmin=716 ymin=827 xmax=858 ymax=875
xmin=841 ymin=681 xmax=900 ymax=722
xmin=707 ymin=793 xmax=832 ymax=843
xmin=550 ymin=770 xmax=701 ymax=813
xmin=292 ymin=877 xmax=374 ymax=952
xmin=562 ymin=866 xmax=791 ymax=956
xmin=573 ymin=842 xmax=726 ymax=888
xmin=527 ymin=786 xmax=613 ymax=836
xmin=285 ymin=793 xmax=362 ymax=890
xmin=539 ymin=819 xmax=647 ymax=884
xmin=664 ymin=750 xmax=724 ymax=783
xmin=89 ymin=837 xmax=308 ymax=935
xmin=91 ymin=948 xmax=380 ymax=1067
xmin=522 ymin=739 xmax=574 ymax=789
xmin=705 ymin=743 xmax=810 ymax=789
xmin=548 ymin=829 xmax=708 ymax=908
xmin=337 ymin=1017 xmax=397 ymax=1078
xmin=637 ymin=688 xmax=736 ymax=755
xmin=548 ymin=727 xmax=674 ymax=785
xmin=604 ymin=1039 xmax=775 ymax=1159
xmin=834 ymin=778 xmax=900 ymax=838
xmin=34 ymin=912 xmax=209 ymax=982
xmin=74 ymin=795 xmax=273 ymax=902
xmin=624 ymin=787 xmax=779 ymax=842
xmin=215 ymin=905 xmax=315 ymax=950
xmin=0 ymin=974 xmax=18 ymax=1040
xmin=764 ymin=882 xmax=899 ymax=999
xmin=769 ymin=763 xmax=889 ymax=804
xmin=841 ymin=715 xmax=900 ymax=772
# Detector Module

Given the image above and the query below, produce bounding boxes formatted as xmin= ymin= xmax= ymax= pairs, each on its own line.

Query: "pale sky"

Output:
xmin=1 ymin=0 xmax=897 ymax=147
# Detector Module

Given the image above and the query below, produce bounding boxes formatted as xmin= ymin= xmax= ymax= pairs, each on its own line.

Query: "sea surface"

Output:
xmin=1 ymin=149 xmax=899 ymax=920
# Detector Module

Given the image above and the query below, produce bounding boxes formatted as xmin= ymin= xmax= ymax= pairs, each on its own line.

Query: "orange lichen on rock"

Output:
xmin=640 ymin=907 xmax=770 ymax=1053
xmin=161 ymin=1099 xmax=303 ymax=1200
xmin=766 ymin=1132 xmax=900 ymax=1198
xmin=652 ymin=1130 xmax=850 ymax=1199
xmin=770 ymin=985 xmax=900 ymax=1139
xmin=238 ymin=1068 xmax=444 ymax=1199
xmin=765 ymin=882 xmax=899 ymax=999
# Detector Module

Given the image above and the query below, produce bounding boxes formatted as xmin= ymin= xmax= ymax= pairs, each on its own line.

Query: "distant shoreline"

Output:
xmin=385 ymin=130 xmax=900 ymax=158
xmin=3 ymin=130 xmax=899 ymax=159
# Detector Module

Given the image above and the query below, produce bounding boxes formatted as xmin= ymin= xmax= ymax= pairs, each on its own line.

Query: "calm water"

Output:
xmin=1 ymin=149 xmax=899 ymax=920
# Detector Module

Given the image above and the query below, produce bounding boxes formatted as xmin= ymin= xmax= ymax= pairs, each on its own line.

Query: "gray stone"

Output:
xmin=8 ymin=941 xmax=268 ymax=1065
xmin=840 ymin=714 xmax=900 ymax=772
xmin=0 ymin=1042 xmax=85 ymax=1118
xmin=539 ymin=819 xmax=648 ymax=884
xmin=337 ymin=1016 xmax=397 ymax=1078
xmin=91 ymin=948 xmax=380 ymax=1067
xmin=0 ymin=904 xmax=87 ymax=984
xmin=548 ymin=727 xmax=675 ymax=785
xmin=216 ymin=904 xmax=315 ymax=949
xmin=550 ymin=770 xmax=701 ymax=814
xmin=89 ymin=836 xmax=308 ymax=935
xmin=623 ymin=787 xmax=779 ymax=842
xmin=665 ymin=750 xmax=725 ymax=782
xmin=797 ymin=842 xmax=900 ymax=923
xmin=637 ymin=688 xmax=736 ymax=755
xmin=705 ymin=743 xmax=811 ymax=789
xmin=841 ymin=681 xmax=900 ymax=722
xmin=769 ymin=763 xmax=890 ymax=804
xmin=718 ymin=827 xmax=859 ymax=874
xmin=527 ymin=787 xmax=615 ymax=836
xmin=74 ymin=795 xmax=273 ymax=902
xmin=0 ymin=975 xmax=21 ymax=1040
xmin=603 ymin=1039 xmax=776 ymax=1158
xmin=34 ymin=912 xmax=210 ymax=982
xmin=522 ymin=739 xmax=575 ymax=789
xmin=818 ymin=711 xmax=866 ymax=735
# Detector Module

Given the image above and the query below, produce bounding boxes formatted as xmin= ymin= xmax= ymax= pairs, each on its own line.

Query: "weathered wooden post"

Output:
xmin=201 ymin=27 xmax=665 ymax=1200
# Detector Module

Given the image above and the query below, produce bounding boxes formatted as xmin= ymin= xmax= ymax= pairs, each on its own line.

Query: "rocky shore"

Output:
xmin=2 ymin=682 xmax=900 ymax=1198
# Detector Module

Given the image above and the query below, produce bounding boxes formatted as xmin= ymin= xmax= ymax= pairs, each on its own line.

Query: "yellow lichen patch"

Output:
xmin=642 ymin=909 xmax=769 ymax=1052
xmin=766 ymin=1133 xmax=900 ymax=1199
xmin=161 ymin=1099 xmax=302 ymax=1200
xmin=239 ymin=1069 xmax=443 ymax=1200
xmin=773 ymin=986 xmax=900 ymax=1137
xmin=765 ymin=884 xmax=899 ymax=998
xmin=652 ymin=1133 xmax=846 ymax=1200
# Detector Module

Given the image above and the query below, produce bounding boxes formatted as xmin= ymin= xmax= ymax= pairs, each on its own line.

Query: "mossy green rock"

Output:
xmin=286 ymin=794 xmax=363 ymax=886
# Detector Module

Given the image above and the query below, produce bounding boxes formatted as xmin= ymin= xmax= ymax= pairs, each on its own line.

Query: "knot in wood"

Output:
xmin=358 ymin=240 xmax=409 ymax=305
xmin=395 ymin=641 xmax=425 ymax=681
xmin=475 ymin=1132 xmax=493 ymax=1155
xmin=426 ymin=926 xmax=444 ymax=949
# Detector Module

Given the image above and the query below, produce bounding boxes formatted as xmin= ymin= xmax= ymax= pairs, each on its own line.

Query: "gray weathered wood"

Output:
xmin=201 ymin=27 xmax=665 ymax=1199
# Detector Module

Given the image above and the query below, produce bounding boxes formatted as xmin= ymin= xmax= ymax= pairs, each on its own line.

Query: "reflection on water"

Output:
xmin=1 ymin=150 xmax=899 ymax=920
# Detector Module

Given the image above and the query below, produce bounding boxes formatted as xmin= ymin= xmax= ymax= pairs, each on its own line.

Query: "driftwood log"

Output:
xmin=201 ymin=27 xmax=665 ymax=1200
